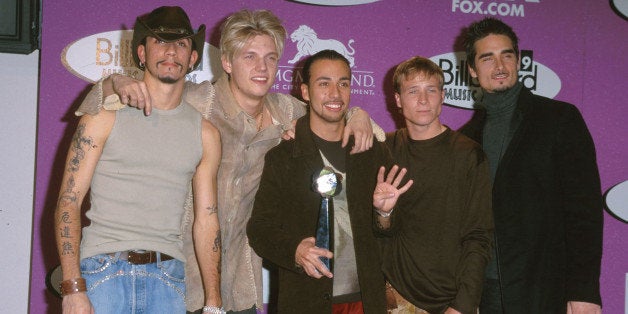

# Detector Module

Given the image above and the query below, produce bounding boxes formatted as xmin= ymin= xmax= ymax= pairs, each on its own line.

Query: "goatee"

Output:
xmin=159 ymin=77 xmax=178 ymax=84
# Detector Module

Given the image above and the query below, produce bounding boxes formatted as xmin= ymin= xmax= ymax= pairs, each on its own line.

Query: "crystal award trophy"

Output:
xmin=312 ymin=166 xmax=340 ymax=271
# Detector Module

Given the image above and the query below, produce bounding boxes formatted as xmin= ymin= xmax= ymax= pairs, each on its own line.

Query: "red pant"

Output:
xmin=332 ymin=300 xmax=364 ymax=314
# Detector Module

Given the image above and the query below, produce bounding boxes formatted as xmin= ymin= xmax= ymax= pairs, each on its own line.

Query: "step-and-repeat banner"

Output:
xmin=34 ymin=1 xmax=628 ymax=312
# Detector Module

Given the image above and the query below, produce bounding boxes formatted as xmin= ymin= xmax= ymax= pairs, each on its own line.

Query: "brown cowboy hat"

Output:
xmin=132 ymin=6 xmax=206 ymax=70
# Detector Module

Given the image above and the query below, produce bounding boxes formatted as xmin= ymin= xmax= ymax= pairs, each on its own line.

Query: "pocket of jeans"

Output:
xmin=80 ymin=254 xmax=112 ymax=275
xmin=157 ymin=259 xmax=185 ymax=281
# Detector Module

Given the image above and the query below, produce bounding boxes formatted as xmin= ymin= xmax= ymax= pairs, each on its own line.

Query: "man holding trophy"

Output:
xmin=247 ymin=50 xmax=412 ymax=313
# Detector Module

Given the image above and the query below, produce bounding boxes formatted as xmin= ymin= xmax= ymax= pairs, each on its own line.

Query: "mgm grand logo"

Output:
xmin=272 ymin=25 xmax=376 ymax=96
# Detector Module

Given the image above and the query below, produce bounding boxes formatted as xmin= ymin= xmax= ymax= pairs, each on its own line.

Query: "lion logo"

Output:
xmin=288 ymin=25 xmax=356 ymax=68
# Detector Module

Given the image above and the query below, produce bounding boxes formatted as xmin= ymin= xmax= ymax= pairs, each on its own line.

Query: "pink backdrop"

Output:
xmin=34 ymin=1 xmax=628 ymax=312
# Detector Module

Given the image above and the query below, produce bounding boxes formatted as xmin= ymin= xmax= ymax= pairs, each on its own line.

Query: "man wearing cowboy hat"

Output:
xmin=54 ymin=6 xmax=223 ymax=314
xmin=75 ymin=8 xmax=382 ymax=314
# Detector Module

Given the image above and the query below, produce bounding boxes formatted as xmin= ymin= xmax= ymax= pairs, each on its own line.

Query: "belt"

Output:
xmin=110 ymin=250 xmax=174 ymax=265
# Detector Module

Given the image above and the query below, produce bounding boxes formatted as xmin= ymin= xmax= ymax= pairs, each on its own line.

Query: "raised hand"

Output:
xmin=373 ymin=165 xmax=413 ymax=216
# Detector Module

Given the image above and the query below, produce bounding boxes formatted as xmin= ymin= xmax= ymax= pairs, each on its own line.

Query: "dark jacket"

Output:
xmin=459 ymin=88 xmax=603 ymax=313
xmin=247 ymin=114 xmax=389 ymax=313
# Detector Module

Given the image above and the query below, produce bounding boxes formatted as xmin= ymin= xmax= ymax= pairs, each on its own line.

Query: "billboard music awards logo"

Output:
xmin=606 ymin=180 xmax=628 ymax=223
xmin=452 ymin=0 xmax=540 ymax=17
xmin=429 ymin=50 xmax=561 ymax=109
xmin=611 ymin=0 xmax=628 ymax=19
xmin=271 ymin=25 xmax=377 ymax=97
xmin=61 ymin=30 xmax=222 ymax=84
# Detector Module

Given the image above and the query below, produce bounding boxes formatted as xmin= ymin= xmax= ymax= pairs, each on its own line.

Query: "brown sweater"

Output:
xmin=377 ymin=128 xmax=493 ymax=314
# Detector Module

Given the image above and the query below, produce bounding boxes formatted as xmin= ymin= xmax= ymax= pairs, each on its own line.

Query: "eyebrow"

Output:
xmin=404 ymin=84 xmax=439 ymax=91
xmin=242 ymin=50 xmax=278 ymax=57
xmin=315 ymin=76 xmax=350 ymax=82
xmin=478 ymin=48 xmax=516 ymax=59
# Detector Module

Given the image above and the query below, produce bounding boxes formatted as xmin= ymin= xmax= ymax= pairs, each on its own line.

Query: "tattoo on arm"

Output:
xmin=205 ymin=205 xmax=217 ymax=214
xmin=215 ymin=229 xmax=222 ymax=273
xmin=212 ymin=229 xmax=221 ymax=253
xmin=61 ymin=241 xmax=75 ymax=256
xmin=69 ymin=123 xmax=97 ymax=172
xmin=59 ymin=211 xmax=76 ymax=255
xmin=57 ymin=123 xmax=97 ymax=257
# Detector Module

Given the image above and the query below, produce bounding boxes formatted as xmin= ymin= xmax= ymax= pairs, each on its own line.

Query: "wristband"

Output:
xmin=202 ymin=306 xmax=226 ymax=314
xmin=60 ymin=278 xmax=87 ymax=297
xmin=375 ymin=207 xmax=394 ymax=218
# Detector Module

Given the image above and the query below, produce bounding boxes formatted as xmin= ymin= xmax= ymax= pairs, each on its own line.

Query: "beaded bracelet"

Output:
xmin=202 ymin=305 xmax=226 ymax=314
xmin=60 ymin=278 xmax=87 ymax=297
xmin=375 ymin=207 xmax=394 ymax=218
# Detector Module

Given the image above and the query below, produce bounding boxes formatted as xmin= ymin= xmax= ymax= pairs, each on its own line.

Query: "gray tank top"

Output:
xmin=81 ymin=102 xmax=203 ymax=261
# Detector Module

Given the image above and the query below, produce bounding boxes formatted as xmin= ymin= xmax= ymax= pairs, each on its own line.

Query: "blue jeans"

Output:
xmin=81 ymin=253 xmax=186 ymax=314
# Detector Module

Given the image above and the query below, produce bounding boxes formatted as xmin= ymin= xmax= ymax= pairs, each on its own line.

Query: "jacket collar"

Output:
xmin=292 ymin=114 xmax=320 ymax=158
xmin=291 ymin=114 xmax=355 ymax=157
xmin=493 ymin=87 xmax=536 ymax=181
xmin=214 ymin=74 xmax=269 ymax=120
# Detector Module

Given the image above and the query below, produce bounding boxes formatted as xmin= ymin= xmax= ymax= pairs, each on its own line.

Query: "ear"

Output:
xmin=221 ymin=54 xmax=232 ymax=74
xmin=517 ymin=54 xmax=521 ymax=71
xmin=189 ymin=50 xmax=199 ymax=70
xmin=137 ymin=44 xmax=146 ymax=65
xmin=394 ymin=93 xmax=402 ymax=108
xmin=468 ymin=64 xmax=478 ymax=78
xmin=300 ymin=83 xmax=310 ymax=102
xmin=440 ymin=89 xmax=445 ymax=104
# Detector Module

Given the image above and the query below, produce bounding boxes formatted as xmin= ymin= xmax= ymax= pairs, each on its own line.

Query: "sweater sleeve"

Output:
xmin=450 ymin=146 xmax=494 ymax=314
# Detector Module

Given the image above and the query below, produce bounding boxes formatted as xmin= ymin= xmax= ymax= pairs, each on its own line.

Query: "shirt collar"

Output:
xmin=215 ymin=74 xmax=269 ymax=120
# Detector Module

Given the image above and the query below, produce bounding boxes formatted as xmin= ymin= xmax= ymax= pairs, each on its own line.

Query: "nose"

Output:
xmin=329 ymin=83 xmax=342 ymax=98
xmin=165 ymin=42 xmax=177 ymax=56
xmin=417 ymin=91 xmax=427 ymax=105
xmin=495 ymin=57 xmax=504 ymax=70
xmin=255 ymin=57 xmax=267 ymax=71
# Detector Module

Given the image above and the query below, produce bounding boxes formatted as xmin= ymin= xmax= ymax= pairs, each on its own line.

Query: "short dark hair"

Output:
xmin=301 ymin=50 xmax=351 ymax=85
xmin=465 ymin=17 xmax=519 ymax=69
xmin=393 ymin=56 xmax=444 ymax=94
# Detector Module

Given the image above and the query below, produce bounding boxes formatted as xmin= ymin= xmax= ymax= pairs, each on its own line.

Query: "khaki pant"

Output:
xmin=386 ymin=282 xmax=429 ymax=314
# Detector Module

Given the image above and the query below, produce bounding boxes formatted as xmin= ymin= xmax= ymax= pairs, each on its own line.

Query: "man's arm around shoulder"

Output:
xmin=75 ymin=74 xmax=213 ymax=117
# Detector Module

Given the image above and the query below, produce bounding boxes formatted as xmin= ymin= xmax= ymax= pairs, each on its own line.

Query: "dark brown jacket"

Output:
xmin=248 ymin=114 xmax=390 ymax=313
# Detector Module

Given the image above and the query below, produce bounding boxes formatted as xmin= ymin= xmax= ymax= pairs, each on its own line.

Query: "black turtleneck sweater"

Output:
xmin=481 ymin=81 xmax=523 ymax=181
xmin=479 ymin=81 xmax=522 ymax=280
